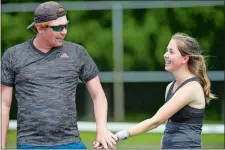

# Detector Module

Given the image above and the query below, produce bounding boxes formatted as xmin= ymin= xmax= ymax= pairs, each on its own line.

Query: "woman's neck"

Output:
xmin=172 ymin=67 xmax=195 ymax=85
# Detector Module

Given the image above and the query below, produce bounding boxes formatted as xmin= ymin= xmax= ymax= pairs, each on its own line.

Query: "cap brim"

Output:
xmin=27 ymin=22 xmax=35 ymax=29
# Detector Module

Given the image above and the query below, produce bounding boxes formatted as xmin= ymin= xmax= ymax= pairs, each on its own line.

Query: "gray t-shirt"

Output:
xmin=1 ymin=38 xmax=99 ymax=146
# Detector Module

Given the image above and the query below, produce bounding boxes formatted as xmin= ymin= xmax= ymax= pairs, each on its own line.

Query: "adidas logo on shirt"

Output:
xmin=60 ymin=53 xmax=69 ymax=58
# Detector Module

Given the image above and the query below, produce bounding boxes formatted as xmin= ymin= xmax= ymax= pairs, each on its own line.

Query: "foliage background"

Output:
xmin=2 ymin=1 xmax=224 ymax=148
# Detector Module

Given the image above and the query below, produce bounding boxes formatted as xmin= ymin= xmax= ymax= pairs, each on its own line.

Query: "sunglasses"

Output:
xmin=48 ymin=21 xmax=69 ymax=32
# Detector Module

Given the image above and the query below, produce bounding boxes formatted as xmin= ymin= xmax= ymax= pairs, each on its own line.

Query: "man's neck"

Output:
xmin=33 ymin=36 xmax=52 ymax=53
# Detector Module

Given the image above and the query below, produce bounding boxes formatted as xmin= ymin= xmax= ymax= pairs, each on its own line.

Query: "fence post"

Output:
xmin=112 ymin=3 xmax=125 ymax=121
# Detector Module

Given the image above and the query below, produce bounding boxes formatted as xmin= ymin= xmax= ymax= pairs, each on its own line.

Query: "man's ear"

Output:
xmin=36 ymin=25 xmax=45 ymax=33
xmin=182 ymin=55 xmax=189 ymax=64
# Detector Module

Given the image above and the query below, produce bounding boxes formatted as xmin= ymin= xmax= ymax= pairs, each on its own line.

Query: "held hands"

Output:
xmin=93 ymin=129 xmax=118 ymax=149
xmin=93 ymin=130 xmax=130 ymax=149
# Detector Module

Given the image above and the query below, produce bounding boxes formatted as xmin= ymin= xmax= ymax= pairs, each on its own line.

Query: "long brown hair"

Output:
xmin=172 ymin=32 xmax=217 ymax=103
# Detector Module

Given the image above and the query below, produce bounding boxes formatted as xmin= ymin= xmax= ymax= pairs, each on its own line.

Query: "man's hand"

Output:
xmin=93 ymin=129 xmax=118 ymax=149
xmin=93 ymin=141 xmax=104 ymax=149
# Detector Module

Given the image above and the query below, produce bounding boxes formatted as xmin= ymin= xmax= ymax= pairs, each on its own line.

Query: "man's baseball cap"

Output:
xmin=27 ymin=1 xmax=67 ymax=29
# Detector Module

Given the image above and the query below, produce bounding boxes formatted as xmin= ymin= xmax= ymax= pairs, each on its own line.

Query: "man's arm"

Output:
xmin=1 ymin=85 xmax=13 ymax=149
xmin=86 ymin=75 xmax=117 ymax=149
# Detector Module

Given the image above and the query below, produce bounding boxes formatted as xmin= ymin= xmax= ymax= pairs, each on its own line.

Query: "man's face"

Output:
xmin=40 ymin=16 xmax=69 ymax=47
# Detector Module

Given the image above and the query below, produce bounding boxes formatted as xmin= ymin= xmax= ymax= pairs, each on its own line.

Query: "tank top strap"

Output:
xmin=173 ymin=77 xmax=198 ymax=93
xmin=174 ymin=77 xmax=207 ymax=106
xmin=165 ymin=77 xmax=199 ymax=102
xmin=165 ymin=81 xmax=176 ymax=102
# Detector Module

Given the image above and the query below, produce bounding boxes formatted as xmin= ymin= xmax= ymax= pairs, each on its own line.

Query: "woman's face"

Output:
xmin=164 ymin=39 xmax=186 ymax=72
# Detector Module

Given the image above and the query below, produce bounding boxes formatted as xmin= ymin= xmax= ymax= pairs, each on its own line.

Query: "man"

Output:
xmin=1 ymin=1 xmax=117 ymax=149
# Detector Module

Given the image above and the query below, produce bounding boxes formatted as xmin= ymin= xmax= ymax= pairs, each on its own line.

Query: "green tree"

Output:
xmin=2 ymin=6 xmax=224 ymax=71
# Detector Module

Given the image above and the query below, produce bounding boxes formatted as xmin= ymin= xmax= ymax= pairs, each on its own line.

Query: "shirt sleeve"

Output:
xmin=1 ymin=49 xmax=15 ymax=86
xmin=78 ymin=45 xmax=99 ymax=83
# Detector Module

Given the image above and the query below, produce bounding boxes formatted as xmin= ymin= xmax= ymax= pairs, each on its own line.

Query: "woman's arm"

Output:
xmin=116 ymin=81 xmax=197 ymax=140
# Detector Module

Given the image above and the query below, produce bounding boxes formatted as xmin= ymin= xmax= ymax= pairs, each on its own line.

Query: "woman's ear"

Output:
xmin=182 ymin=55 xmax=189 ymax=64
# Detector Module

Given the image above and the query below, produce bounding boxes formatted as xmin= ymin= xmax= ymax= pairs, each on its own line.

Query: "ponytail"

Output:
xmin=194 ymin=55 xmax=217 ymax=103
xmin=172 ymin=32 xmax=217 ymax=103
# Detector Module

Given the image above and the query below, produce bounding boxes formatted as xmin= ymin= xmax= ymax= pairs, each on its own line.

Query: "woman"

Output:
xmin=109 ymin=32 xmax=216 ymax=149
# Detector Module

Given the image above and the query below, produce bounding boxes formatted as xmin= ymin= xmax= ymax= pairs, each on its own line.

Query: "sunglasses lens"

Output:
xmin=52 ymin=26 xmax=62 ymax=32
xmin=51 ymin=24 xmax=68 ymax=32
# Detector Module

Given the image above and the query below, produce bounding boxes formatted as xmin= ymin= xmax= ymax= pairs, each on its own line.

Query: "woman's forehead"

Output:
xmin=168 ymin=39 xmax=177 ymax=48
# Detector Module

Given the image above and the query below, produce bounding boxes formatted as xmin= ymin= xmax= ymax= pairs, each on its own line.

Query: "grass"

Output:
xmin=6 ymin=131 xmax=224 ymax=149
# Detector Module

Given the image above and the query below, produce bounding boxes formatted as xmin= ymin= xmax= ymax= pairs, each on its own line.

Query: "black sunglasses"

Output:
xmin=48 ymin=21 xmax=69 ymax=32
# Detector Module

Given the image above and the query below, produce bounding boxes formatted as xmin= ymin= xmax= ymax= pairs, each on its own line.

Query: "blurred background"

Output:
xmin=2 ymin=0 xmax=224 ymax=149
